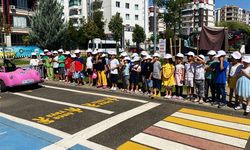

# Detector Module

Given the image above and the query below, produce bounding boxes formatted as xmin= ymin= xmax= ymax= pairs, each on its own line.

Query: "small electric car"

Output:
xmin=0 ymin=59 xmax=43 ymax=92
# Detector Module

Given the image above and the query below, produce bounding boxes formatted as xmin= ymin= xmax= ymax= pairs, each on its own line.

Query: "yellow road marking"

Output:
xmin=117 ymin=141 xmax=155 ymax=150
xmin=32 ymin=107 xmax=83 ymax=125
xmin=179 ymin=108 xmax=250 ymax=125
xmin=165 ymin=116 xmax=250 ymax=139
xmin=25 ymin=90 xmax=32 ymax=93
xmin=82 ymin=97 xmax=119 ymax=108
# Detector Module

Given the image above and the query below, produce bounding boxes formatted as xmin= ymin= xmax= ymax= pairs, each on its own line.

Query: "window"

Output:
xmin=13 ymin=16 xmax=27 ymax=28
xmin=126 ymin=14 xmax=130 ymax=20
xmin=135 ymin=4 xmax=139 ymax=10
xmin=125 ymin=3 xmax=129 ymax=9
xmin=135 ymin=15 xmax=139 ymax=20
xmin=69 ymin=0 xmax=81 ymax=7
xmin=116 ymin=1 xmax=120 ymax=7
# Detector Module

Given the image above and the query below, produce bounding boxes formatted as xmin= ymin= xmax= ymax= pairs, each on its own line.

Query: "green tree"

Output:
xmin=108 ymin=13 xmax=123 ymax=52
xmin=63 ymin=21 xmax=78 ymax=50
xmin=132 ymin=24 xmax=146 ymax=51
xmin=30 ymin=0 xmax=67 ymax=49
xmin=83 ymin=19 xmax=99 ymax=45
xmin=92 ymin=0 xmax=105 ymax=38
xmin=158 ymin=0 xmax=190 ymax=53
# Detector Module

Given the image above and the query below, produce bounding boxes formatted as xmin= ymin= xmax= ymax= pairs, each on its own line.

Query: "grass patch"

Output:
xmin=0 ymin=59 xmax=30 ymax=66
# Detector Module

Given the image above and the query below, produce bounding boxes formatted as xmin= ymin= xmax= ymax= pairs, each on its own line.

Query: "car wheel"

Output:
xmin=33 ymin=83 xmax=39 ymax=88
xmin=0 ymin=80 xmax=6 ymax=92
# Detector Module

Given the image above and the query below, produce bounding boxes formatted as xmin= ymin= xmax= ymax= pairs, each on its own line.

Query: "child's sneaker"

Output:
xmin=246 ymin=106 xmax=250 ymax=113
xmin=234 ymin=104 xmax=243 ymax=110
xmin=103 ymin=86 xmax=107 ymax=89
xmin=199 ymin=100 xmax=204 ymax=104
xmin=156 ymin=93 xmax=161 ymax=97
xmin=172 ymin=95 xmax=177 ymax=99
xmin=193 ymin=99 xmax=199 ymax=103
xmin=178 ymin=96 xmax=184 ymax=100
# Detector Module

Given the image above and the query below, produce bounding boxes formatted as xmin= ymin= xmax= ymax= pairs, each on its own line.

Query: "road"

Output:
xmin=0 ymin=81 xmax=250 ymax=150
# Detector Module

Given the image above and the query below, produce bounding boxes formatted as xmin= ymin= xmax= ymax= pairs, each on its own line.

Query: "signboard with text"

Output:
xmin=159 ymin=39 xmax=166 ymax=55
xmin=0 ymin=46 xmax=43 ymax=58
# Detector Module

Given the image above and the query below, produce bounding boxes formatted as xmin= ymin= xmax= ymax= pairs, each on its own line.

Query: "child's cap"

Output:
xmin=176 ymin=53 xmax=184 ymax=58
xmin=164 ymin=53 xmax=172 ymax=59
xmin=207 ymin=50 xmax=216 ymax=56
xmin=58 ymin=49 xmax=64 ymax=53
xmin=40 ymin=53 xmax=45 ymax=56
xmin=186 ymin=51 xmax=195 ymax=56
xmin=124 ymin=56 xmax=131 ymax=61
xmin=242 ymin=56 xmax=250 ymax=63
xmin=145 ymin=55 xmax=152 ymax=60
xmin=120 ymin=52 xmax=128 ymax=57
xmin=141 ymin=51 xmax=148 ymax=56
xmin=86 ymin=49 xmax=92 ymax=53
xmin=131 ymin=53 xmax=139 ymax=58
xmin=231 ymin=51 xmax=241 ymax=60
xmin=198 ymin=54 xmax=205 ymax=60
xmin=71 ymin=54 xmax=76 ymax=58
xmin=153 ymin=53 xmax=161 ymax=58
xmin=44 ymin=49 xmax=49 ymax=53
xmin=214 ymin=50 xmax=226 ymax=58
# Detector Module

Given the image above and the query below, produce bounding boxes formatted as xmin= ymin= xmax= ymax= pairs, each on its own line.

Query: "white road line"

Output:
xmin=42 ymin=102 xmax=161 ymax=150
xmin=172 ymin=112 xmax=250 ymax=132
xmin=79 ymin=140 xmax=113 ymax=150
xmin=155 ymin=121 xmax=247 ymax=148
xmin=13 ymin=93 xmax=114 ymax=115
xmin=131 ymin=133 xmax=200 ymax=150
xmin=44 ymin=85 xmax=148 ymax=104
xmin=0 ymin=112 xmax=70 ymax=138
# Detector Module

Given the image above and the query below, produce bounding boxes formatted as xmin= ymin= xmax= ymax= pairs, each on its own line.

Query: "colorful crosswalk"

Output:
xmin=117 ymin=108 xmax=250 ymax=150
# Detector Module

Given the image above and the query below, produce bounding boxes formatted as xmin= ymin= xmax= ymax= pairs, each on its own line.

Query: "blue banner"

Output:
xmin=0 ymin=46 xmax=43 ymax=58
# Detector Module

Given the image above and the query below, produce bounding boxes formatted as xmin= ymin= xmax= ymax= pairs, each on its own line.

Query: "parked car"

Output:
xmin=0 ymin=59 xmax=43 ymax=92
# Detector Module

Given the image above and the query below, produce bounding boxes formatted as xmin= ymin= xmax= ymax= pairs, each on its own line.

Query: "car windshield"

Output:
xmin=4 ymin=59 xmax=17 ymax=72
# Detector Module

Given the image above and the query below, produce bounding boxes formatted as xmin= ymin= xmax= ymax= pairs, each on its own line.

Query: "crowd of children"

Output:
xmin=29 ymin=49 xmax=250 ymax=113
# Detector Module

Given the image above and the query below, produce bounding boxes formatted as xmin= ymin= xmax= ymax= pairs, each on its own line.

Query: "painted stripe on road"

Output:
xmin=172 ymin=112 xmax=250 ymax=132
xmin=165 ymin=116 xmax=250 ymax=139
xmin=44 ymin=85 xmax=148 ymax=103
xmin=0 ymin=112 xmax=70 ymax=138
xmin=131 ymin=133 xmax=200 ymax=150
xmin=154 ymin=121 xmax=247 ymax=148
xmin=13 ymin=93 xmax=114 ymax=115
xmin=42 ymin=102 xmax=161 ymax=149
xmin=117 ymin=141 xmax=155 ymax=150
xmin=144 ymin=126 xmax=242 ymax=150
xmin=0 ymin=112 xmax=113 ymax=150
xmin=179 ymin=108 xmax=250 ymax=125
xmin=78 ymin=140 xmax=113 ymax=150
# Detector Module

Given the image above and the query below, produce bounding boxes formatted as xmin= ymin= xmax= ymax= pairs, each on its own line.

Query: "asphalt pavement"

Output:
xmin=0 ymin=81 xmax=250 ymax=150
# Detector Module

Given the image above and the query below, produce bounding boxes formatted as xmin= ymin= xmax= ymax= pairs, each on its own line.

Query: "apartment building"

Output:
xmin=247 ymin=11 xmax=250 ymax=26
xmin=59 ymin=0 xmax=90 ymax=27
xmin=102 ymin=0 xmax=148 ymax=45
xmin=1 ymin=0 xmax=36 ymax=46
xmin=216 ymin=5 xmax=247 ymax=24
xmin=182 ymin=0 xmax=215 ymax=34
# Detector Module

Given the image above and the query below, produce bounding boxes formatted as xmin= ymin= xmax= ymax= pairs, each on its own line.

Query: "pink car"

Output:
xmin=0 ymin=59 xmax=43 ymax=92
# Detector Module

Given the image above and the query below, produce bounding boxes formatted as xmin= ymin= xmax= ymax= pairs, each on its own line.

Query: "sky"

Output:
xmin=215 ymin=0 xmax=250 ymax=10
xmin=149 ymin=0 xmax=250 ymax=10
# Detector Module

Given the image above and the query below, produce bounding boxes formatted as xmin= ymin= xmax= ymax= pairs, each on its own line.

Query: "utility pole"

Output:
xmin=153 ymin=0 xmax=157 ymax=52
